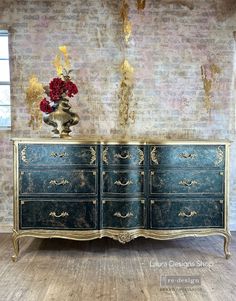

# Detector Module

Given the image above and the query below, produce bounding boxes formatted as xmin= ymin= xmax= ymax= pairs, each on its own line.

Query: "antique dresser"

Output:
xmin=12 ymin=138 xmax=231 ymax=260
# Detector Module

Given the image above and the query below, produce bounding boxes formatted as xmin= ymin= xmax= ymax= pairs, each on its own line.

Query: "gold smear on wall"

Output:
xmin=137 ymin=0 xmax=146 ymax=10
xmin=25 ymin=75 xmax=44 ymax=129
xmin=118 ymin=59 xmax=135 ymax=127
xmin=201 ymin=64 xmax=221 ymax=112
xmin=120 ymin=0 xmax=132 ymax=43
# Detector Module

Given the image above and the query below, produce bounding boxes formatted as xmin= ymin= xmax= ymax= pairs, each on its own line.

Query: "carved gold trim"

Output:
xmin=89 ymin=146 xmax=96 ymax=165
xmin=215 ymin=146 xmax=224 ymax=166
xmin=11 ymin=229 xmax=231 ymax=261
xmin=151 ymin=147 xmax=158 ymax=165
xmin=103 ymin=147 xmax=108 ymax=164
xmin=138 ymin=148 xmax=144 ymax=165
xmin=21 ymin=146 xmax=28 ymax=164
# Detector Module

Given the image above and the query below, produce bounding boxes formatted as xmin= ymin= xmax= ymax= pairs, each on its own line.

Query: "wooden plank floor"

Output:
xmin=0 ymin=233 xmax=235 ymax=301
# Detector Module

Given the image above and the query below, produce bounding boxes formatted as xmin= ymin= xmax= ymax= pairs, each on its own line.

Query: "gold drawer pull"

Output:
xmin=49 ymin=211 xmax=69 ymax=218
xmin=50 ymin=152 xmax=68 ymax=158
xmin=179 ymin=153 xmax=196 ymax=159
xmin=179 ymin=180 xmax=198 ymax=187
xmin=49 ymin=179 xmax=70 ymax=186
xmin=114 ymin=180 xmax=133 ymax=186
xmin=114 ymin=152 xmax=131 ymax=160
xmin=113 ymin=212 xmax=134 ymax=219
xmin=178 ymin=210 xmax=197 ymax=218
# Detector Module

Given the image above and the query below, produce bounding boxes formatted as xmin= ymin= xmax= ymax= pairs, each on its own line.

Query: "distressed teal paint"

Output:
xmin=19 ymin=144 xmax=97 ymax=167
xmin=150 ymin=199 xmax=224 ymax=229
xmin=19 ymin=169 xmax=97 ymax=195
xmin=102 ymin=199 xmax=146 ymax=229
xmin=20 ymin=200 xmax=97 ymax=229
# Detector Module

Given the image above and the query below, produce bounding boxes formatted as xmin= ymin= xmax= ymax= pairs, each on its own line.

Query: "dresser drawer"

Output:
xmin=102 ymin=199 xmax=146 ymax=229
xmin=19 ymin=170 xmax=97 ymax=195
xmin=150 ymin=199 xmax=224 ymax=229
xmin=150 ymin=145 xmax=225 ymax=168
xmin=102 ymin=145 xmax=145 ymax=166
xmin=150 ymin=169 xmax=224 ymax=195
xmin=102 ymin=170 xmax=145 ymax=195
xmin=20 ymin=199 xmax=97 ymax=229
xmin=19 ymin=144 xmax=97 ymax=167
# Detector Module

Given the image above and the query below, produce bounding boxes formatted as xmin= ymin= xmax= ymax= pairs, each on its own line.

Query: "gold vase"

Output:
xmin=43 ymin=98 xmax=79 ymax=138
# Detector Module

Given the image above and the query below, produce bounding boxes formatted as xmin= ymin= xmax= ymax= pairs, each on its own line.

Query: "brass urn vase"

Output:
xmin=43 ymin=98 xmax=79 ymax=138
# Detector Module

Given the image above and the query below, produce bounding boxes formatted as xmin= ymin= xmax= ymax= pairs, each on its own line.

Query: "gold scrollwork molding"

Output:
xmin=21 ymin=146 xmax=28 ymax=164
xmin=215 ymin=146 xmax=224 ymax=167
xmin=117 ymin=232 xmax=134 ymax=244
xmin=151 ymin=147 xmax=159 ymax=165
xmin=138 ymin=148 xmax=144 ymax=165
xmin=103 ymin=147 xmax=108 ymax=164
xmin=90 ymin=147 xmax=96 ymax=165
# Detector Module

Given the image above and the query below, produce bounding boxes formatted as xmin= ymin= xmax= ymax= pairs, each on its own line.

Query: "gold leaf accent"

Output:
xmin=25 ymin=75 xmax=44 ymax=129
xmin=201 ymin=63 xmax=221 ymax=113
xmin=137 ymin=0 xmax=146 ymax=10
xmin=120 ymin=0 xmax=132 ymax=44
xmin=118 ymin=60 xmax=135 ymax=127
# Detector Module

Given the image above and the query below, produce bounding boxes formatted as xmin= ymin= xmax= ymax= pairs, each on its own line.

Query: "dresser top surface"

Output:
xmin=11 ymin=137 xmax=230 ymax=145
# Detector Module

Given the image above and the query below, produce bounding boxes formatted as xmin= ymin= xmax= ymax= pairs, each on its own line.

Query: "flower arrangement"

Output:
xmin=39 ymin=46 xmax=78 ymax=114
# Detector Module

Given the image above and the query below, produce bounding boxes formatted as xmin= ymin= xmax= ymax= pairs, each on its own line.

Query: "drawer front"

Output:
xmin=102 ymin=199 xmax=146 ymax=229
xmin=102 ymin=145 xmax=145 ymax=166
xmin=102 ymin=170 xmax=145 ymax=195
xmin=150 ymin=199 xmax=224 ymax=229
xmin=19 ymin=170 xmax=97 ymax=195
xmin=20 ymin=199 xmax=97 ymax=229
xmin=150 ymin=145 xmax=225 ymax=168
xmin=150 ymin=169 xmax=224 ymax=195
xmin=19 ymin=144 xmax=97 ymax=167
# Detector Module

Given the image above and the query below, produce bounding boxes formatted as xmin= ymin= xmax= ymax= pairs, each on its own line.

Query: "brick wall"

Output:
xmin=0 ymin=0 xmax=236 ymax=231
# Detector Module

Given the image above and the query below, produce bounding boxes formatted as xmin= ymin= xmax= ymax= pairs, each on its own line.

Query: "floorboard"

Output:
xmin=0 ymin=233 xmax=235 ymax=301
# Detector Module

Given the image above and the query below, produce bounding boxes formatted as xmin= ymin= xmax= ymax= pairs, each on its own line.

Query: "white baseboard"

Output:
xmin=0 ymin=224 xmax=12 ymax=233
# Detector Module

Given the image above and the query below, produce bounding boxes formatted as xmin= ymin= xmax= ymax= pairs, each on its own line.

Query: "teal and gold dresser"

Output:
xmin=12 ymin=139 xmax=231 ymax=260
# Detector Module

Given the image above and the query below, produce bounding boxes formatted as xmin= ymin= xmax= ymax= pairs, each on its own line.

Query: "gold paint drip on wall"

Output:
xmin=137 ymin=0 xmax=146 ymax=10
xmin=118 ymin=59 xmax=135 ymax=127
xmin=201 ymin=63 xmax=221 ymax=112
xmin=25 ymin=75 xmax=44 ymax=129
xmin=120 ymin=0 xmax=132 ymax=44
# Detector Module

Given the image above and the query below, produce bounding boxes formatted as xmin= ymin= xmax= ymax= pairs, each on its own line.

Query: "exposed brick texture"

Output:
xmin=0 ymin=0 xmax=236 ymax=230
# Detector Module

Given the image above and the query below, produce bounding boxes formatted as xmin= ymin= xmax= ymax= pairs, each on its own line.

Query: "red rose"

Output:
xmin=49 ymin=77 xmax=66 ymax=101
xmin=65 ymin=80 xmax=78 ymax=97
xmin=40 ymin=98 xmax=53 ymax=113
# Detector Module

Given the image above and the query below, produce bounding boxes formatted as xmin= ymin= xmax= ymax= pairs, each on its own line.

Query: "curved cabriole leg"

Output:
xmin=224 ymin=234 xmax=231 ymax=259
xmin=12 ymin=231 xmax=20 ymax=262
